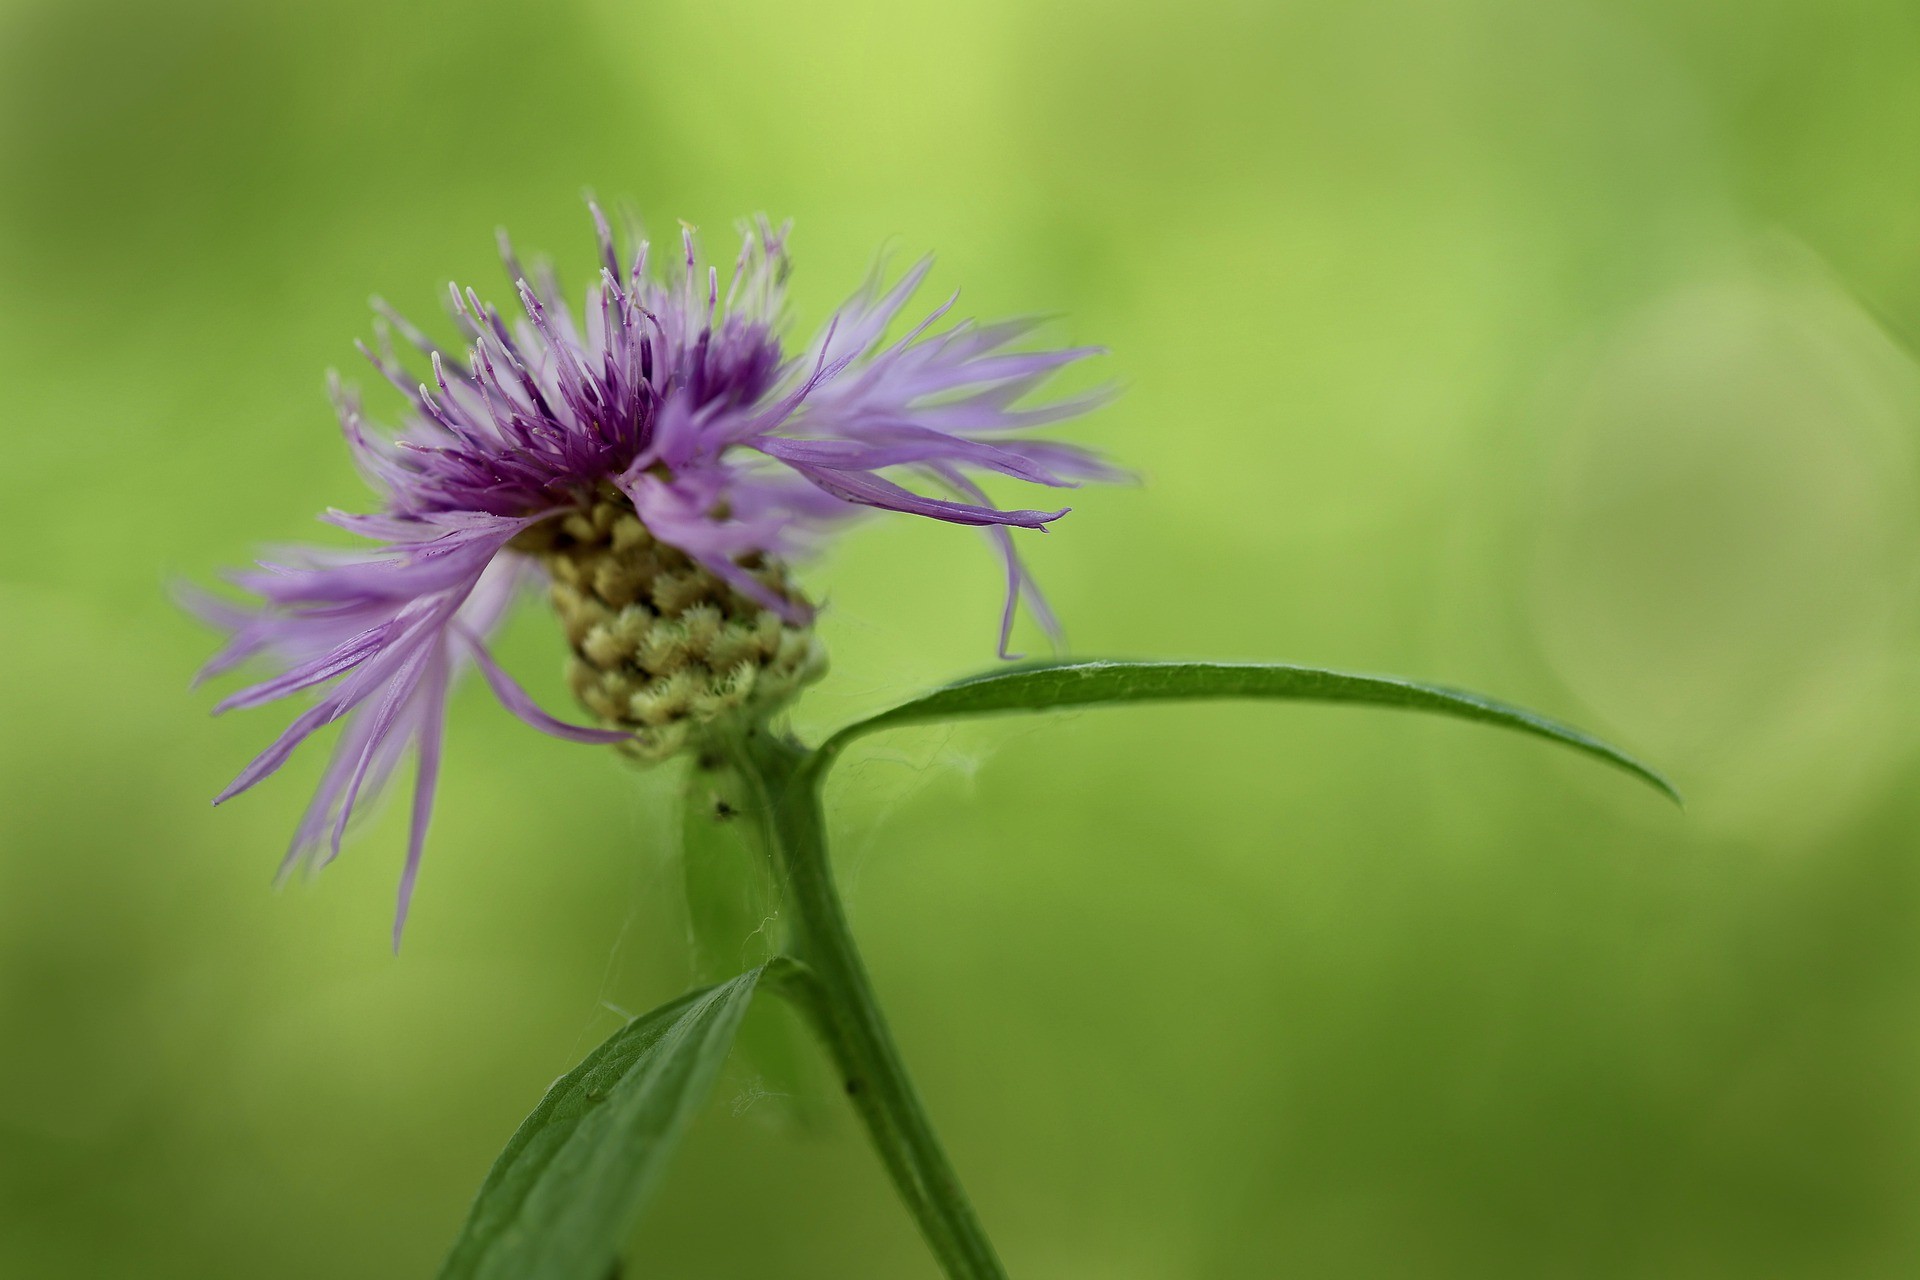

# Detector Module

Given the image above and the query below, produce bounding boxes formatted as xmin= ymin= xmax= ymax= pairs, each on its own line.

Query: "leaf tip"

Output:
xmin=1598 ymin=749 xmax=1682 ymax=807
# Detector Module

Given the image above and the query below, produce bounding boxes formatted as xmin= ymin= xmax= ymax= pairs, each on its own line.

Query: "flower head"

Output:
xmin=192 ymin=207 xmax=1114 ymax=942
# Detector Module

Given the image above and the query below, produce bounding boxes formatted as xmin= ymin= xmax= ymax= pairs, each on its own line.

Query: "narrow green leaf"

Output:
xmin=814 ymin=660 xmax=1677 ymax=802
xmin=680 ymin=761 xmax=784 ymax=983
xmin=437 ymin=968 xmax=764 ymax=1280
xmin=679 ymin=762 xmax=830 ymax=1131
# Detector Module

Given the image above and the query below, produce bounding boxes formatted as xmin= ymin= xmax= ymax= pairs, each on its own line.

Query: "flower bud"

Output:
xmin=513 ymin=493 xmax=826 ymax=760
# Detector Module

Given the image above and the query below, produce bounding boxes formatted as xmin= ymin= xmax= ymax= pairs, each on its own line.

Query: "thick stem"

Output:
xmin=729 ymin=729 xmax=1009 ymax=1280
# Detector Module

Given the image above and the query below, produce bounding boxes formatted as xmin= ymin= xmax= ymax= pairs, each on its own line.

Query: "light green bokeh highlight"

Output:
xmin=3 ymin=0 xmax=1919 ymax=1275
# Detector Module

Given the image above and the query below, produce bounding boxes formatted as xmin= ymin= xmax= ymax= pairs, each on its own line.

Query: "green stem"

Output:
xmin=728 ymin=728 xmax=1009 ymax=1280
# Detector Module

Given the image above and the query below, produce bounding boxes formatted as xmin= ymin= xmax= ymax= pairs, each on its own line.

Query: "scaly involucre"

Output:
xmin=192 ymin=209 xmax=1114 ymax=942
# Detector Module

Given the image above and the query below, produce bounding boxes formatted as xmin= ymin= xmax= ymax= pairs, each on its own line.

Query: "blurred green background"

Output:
xmin=4 ymin=0 xmax=1920 ymax=1275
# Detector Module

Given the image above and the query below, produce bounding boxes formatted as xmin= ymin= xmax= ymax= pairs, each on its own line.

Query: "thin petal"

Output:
xmin=789 ymin=464 xmax=1068 ymax=528
xmin=459 ymin=629 xmax=632 ymax=744
xmin=393 ymin=649 xmax=452 ymax=950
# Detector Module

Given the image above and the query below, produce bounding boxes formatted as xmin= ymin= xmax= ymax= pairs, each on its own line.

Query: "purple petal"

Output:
xmin=459 ymin=629 xmax=633 ymax=744
xmin=393 ymin=649 xmax=451 ymax=950
xmin=789 ymin=464 xmax=1068 ymax=528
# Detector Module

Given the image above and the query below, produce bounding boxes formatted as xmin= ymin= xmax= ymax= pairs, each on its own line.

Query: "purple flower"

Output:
xmin=192 ymin=208 xmax=1114 ymax=943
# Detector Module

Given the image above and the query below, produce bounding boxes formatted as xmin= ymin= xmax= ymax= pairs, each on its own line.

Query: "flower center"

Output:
xmin=684 ymin=319 xmax=783 ymax=412
xmin=512 ymin=494 xmax=825 ymax=760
